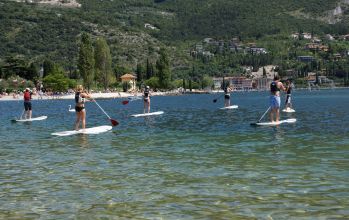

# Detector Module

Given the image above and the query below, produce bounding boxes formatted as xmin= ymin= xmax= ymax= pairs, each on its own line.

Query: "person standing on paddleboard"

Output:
xmin=23 ymin=88 xmax=32 ymax=119
xmin=285 ymin=80 xmax=293 ymax=110
xmin=143 ymin=86 xmax=151 ymax=113
xmin=270 ymin=75 xmax=286 ymax=123
xmin=224 ymin=86 xmax=233 ymax=107
xmin=74 ymin=85 xmax=92 ymax=130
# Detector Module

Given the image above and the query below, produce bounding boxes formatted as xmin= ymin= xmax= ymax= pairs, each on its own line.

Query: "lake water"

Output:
xmin=0 ymin=89 xmax=348 ymax=219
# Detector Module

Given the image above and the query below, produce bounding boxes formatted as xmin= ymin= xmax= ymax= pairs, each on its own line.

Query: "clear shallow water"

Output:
xmin=0 ymin=89 xmax=348 ymax=219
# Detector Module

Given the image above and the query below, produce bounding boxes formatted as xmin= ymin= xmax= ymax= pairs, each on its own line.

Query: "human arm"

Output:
xmin=279 ymin=82 xmax=286 ymax=92
xmin=81 ymin=91 xmax=92 ymax=100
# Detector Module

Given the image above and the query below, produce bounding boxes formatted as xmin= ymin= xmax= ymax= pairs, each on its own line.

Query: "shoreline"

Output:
xmin=0 ymin=91 xmax=183 ymax=101
xmin=1 ymin=87 xmax=348 ymax=101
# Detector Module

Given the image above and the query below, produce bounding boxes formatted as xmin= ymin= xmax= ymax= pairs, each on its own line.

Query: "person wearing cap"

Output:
xmin=74 ymin=85 xmax=92 ymax=130
xmin=23 ymin=88 xmax=32 ymax=119
xmin=143 ymin=85 xmax=151 ymax=113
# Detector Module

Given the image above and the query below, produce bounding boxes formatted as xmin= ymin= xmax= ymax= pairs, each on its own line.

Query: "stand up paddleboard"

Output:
xmin=282 ymin=108 xmax=296 ymax=113
xmin=12 ymin=116 xmax=48 ymax=122
xmin=131 ymin=111 xmax=164 ymax=117
xmin=251 ymin=118 xmax=297 ymax=126
xmin=51 ymin=125 xmax=112 ymax=136
xmin=220 ymin=105 xmax=238 ymax=110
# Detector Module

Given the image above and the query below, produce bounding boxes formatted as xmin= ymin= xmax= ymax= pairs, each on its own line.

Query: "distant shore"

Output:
xmin=1 ymin=86 xmax=347 ymax=101
xmin=0 ymin=90 xmax=184 ymax=101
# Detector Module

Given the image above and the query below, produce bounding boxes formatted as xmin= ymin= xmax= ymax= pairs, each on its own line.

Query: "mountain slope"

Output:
xmin=1 ymin=0 xmax=349 ymax=70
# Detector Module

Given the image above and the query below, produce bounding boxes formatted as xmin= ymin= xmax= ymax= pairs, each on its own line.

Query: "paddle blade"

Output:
xmin=110 ymin=119 xmax=119 ymax=126
xmin=122 ymin=100 xmax=129 ymax=105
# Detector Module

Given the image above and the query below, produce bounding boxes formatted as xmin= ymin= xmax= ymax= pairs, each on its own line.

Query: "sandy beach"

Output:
xmin=0 ymin=91 xmax=184 ymax=101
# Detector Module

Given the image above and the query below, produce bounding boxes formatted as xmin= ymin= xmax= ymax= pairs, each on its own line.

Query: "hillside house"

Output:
xmin=254 ymin=78 xmax=273 ymax=90
xmin=298 ymin=56 xmax=315 ymax=62
xmin=304 ymin=43 xmax=328 ymax=52
xmin=247 ymin=47 xmax=267 ymax=54
xmin=325 ymin=34 xmax=335 ymax=41
xmin=213 ymin=77 xmax=253 ymax=91
xmin=120 ymin=73 xmax=137 ymax=91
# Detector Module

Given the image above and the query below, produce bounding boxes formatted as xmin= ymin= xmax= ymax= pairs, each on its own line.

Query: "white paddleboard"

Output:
xmin=131 ymin=111 xmax=164 ymax=117
xmin=254 ymin=118 xmax=297 ymax=126
xmin=51 ymin=125 xmax=112 ymax=136
xmin=282 ymin=108 xmax=296 ymax=113
xmin=12 ymin=116 xmax=48 ymax=122
xmin=220 ymin=105 xmax=239 ymax=110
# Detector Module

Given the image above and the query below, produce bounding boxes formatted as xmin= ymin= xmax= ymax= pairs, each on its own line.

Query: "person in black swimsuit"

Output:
xmin=74 ymin=85 xmax=92 ymax=130
xmin=224 ymin=86 xmax=232 ymax=107
xmin=143 ymin=86 xmax=151 ymax=113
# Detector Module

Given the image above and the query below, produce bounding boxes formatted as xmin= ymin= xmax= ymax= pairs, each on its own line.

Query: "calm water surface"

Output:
xmin=0 ymin=89 xmax=348 ymax=219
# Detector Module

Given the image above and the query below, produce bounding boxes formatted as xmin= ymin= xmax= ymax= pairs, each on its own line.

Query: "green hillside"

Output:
xmin=1 ymin=0 xmax=349 ymax=88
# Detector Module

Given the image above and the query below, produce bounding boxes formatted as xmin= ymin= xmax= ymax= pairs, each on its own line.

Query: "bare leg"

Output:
xmin=75 ymin=112 xmax=81 ymax=130
xmin=270 ymin=108 xmax=275 ymax=122
xmin=143 ymin=101 xmax=146 ymax=114
xmin=29 ymin=110 xmax=32 ymax=119
xmin=147 ymin=100 xmax=150 ymax=113
xmin=81 ymin=110 xmax=86 ymax=129
xmin=276 ymin=108 xmax=280 ymax=122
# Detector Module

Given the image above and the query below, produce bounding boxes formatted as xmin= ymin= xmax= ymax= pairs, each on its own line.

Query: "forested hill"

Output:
xmin=1 ymin=0 xmax=349 ymax=69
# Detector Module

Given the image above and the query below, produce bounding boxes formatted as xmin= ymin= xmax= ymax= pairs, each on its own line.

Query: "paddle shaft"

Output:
xmin=93 ymin=100 xmax=112 ymax=119
xmin=258 ymin=107 xmax=271 ymax=122
xmin=19 ymin=110 xmax=25 ymax=119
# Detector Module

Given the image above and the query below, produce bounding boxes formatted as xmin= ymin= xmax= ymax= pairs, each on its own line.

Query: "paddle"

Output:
xmin=213 ymin=95 xmax=223 ymax=103
xmin=93 ymin=99 xmax=119 ymax=126
xmin=11 ymin=110 xmax=24 ymax=123
xmin=250 ymin=107 xmax=271 ymax=126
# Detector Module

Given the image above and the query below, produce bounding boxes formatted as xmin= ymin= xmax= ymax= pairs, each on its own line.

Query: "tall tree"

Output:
xmin=146 ymin=59 xmax=153 ymax=79
xmin=136 ymin=63 xmax=145 ymax=82
xmin=156 ymin=48 xmax=171 ymax=89
xmin=43 ymin=60 xmax=55 ymax=78
xmin=78 ymin=33 xmax=95 ymax=91
xmin=94 ymin=37 xmax=113 ymax=91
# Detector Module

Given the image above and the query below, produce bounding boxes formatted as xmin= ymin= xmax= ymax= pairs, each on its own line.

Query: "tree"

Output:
xmin=114 ymin=66 xmax=130 ymax=81
xmin=24 ymin=62 xmax=39 ymax=80
xmin=146 ymin=58 xmax=153 ymax=79
xmin=43 ymin=60 xmax=55 ymax=77
xmin=43 ymin=65 xmax=76 ymax=92
xmin=145 ymin=76 xmax=159 ymax=89
xmin=78 ymin=33 xmax=95 ymax=91
xmin=136 ymin=63 xmax=145 ymax=82
xmin=201 ymin=75 xmax=213 ymax=89
xmin=94 ymin=37 xmax=113 ymax=91
xmin=156 ymin=48 xmax=171 ymax=89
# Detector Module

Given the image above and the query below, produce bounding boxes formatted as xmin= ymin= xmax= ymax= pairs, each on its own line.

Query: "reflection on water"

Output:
xmin=0 ymin=89 xmax=349 ymax=219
